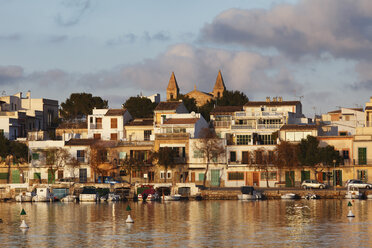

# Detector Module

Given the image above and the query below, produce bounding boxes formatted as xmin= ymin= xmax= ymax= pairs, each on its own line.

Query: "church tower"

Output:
xmin=166 ymin=72 xmax=179 ymax=101
xmin=212 ymin=70 xmax=226 ymax=98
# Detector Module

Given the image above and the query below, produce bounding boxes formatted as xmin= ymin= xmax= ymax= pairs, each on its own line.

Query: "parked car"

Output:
xmin=345 ymin=179 xmax=372 ymax=189
xmin=301 ymin=180 xmax=326 ymax=189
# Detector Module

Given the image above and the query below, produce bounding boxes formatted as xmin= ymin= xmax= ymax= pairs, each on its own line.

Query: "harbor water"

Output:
xmin=0 ymin=200 xmax=371 ymax=247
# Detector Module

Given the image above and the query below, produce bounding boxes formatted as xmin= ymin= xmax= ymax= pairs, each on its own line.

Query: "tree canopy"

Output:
xmin=298 ymin=136 xmax=342 ymax=167
xmin=0 ymin=134 xmax=28 ymax=162
xmin=217 ymin=90 xmax=249 ymax=106
xmin=60 ymin=93 xmax=108 ymax=120
xmin=123 ymin=96 xmax=158 ymax=118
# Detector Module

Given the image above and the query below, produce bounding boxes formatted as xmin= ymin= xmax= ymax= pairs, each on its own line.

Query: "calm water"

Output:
xmin=0 ymin=200 xmax=371 ymax=247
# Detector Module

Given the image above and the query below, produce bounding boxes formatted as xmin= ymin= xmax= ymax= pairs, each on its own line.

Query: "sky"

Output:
xmin=1 ymin=0 xmax=372 ymax=117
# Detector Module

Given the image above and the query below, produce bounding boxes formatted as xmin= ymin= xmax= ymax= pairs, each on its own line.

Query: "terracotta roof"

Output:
xmin=105 ymin=109 xmax=127 ymax=116
xmin=280 ymin=124 xmax=318 ymax=131
xmin=57 ymin=122 xmax=87 ymax=129
xmin=126 ymin=118 xmax=154 ymax=126
xmin=365 ymin=106 xmax=372 ymax=110
xmin=65 ymin=139 xmax=97 ymax=146
xmin=155 ymin=101 xmax=182 ymax=111
xmin=163 ymin=118 xmax=199 ymax=125
xmin=244 ymin=101 xmax=300 ymax=107
xmin=210 ymin=106 xmax=243 ymax=114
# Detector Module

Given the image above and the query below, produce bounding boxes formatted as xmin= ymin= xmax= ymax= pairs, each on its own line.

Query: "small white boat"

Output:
xmin=238 ymin=193 xmax=262 ymax=200
xmin=32 ymin=187 xmax=54 ymax=202
xmin=163 ymin=194 xmax=182 ymax=201
xmin=147 ymin=193 xmax=160 ymax=201
xmin=61 ymin=195 xmax=77 ymax=202
xmin=345 ymin=186 xmax=362 ymax=199
xmin=107 ymin=193 xmax=120 ymax=202
xmin=281 ymin=193 xmax=297 ymax=199
xmin=79 ymin=187 xmax=98 ymax=202
xmin=303 ymin=193 xmax=319 ymax=200
xmin=15 ymin=192 xmax=35 ymax=202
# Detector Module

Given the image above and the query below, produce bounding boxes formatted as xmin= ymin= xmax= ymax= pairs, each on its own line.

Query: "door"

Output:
xmin=285 ymin=171 xmax=295 ymax=187
xmin=191 ymin=172 xmax=195 ymax=182
xmin=253 ymin=172 xmax=259 ymax=187
xmin=333 ymin=170 xmax=342 ymax=186
xmin=11 ymin=169 xmax=20 ymax=183
xmin=79 ymin=169 xmax=87 ymax=183
xmin=242 ymin=151 xmax=248 ymax=164
xmin=301 ymin=171 xmax=310 ymax=183
xmin=211 ymin=169 xmax=220 ymax=187
xmin=245 ymin=172 xmax=254 ymax=186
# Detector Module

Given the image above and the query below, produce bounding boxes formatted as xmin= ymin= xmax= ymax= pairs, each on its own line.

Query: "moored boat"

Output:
xmin=281 ymin=193 xmax=297 ymax=199
xmin=32 ymin=187 xmax=54 ymax=202
xmin=15 ymin=192 xmax=35 ymax=202
xmin=345 ymin=185 xmax=362 ymax=199
xmin=79 ymin=187 xmax=98 ymax=202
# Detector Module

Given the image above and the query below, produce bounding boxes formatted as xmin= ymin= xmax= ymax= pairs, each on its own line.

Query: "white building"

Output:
xmin=87 ymin=108 xmax=132 ymax=141
xmin=321 ymin=108 xmax=364 ymax=136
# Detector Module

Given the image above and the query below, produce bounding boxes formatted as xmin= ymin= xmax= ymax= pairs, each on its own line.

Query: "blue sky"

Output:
xmin=1 ymin=0 xmax=372 ymax=117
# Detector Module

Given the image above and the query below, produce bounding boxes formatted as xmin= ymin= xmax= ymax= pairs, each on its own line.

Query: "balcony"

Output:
xmin=118 ymin=140 xmax=154 ymax=147
xmin=213 ymin=121 xmax=231 ymax=128
xmin=231 ymin=125 xmax=255 ymax=130
xmin=90 ymin=123 xmax=102 ymax=129
xmin=235 ymin=111 xmax=284 ymax=118
xmin=155 ymin=133 xmax=190 ymax=140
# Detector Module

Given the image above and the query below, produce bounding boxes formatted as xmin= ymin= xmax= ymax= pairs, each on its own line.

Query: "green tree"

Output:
xmin=217 ymin=90 xmax=249 ymax=106
xmin=177 ymin=94 xmax=198 ymax=113
xmin=153 ymin=147 xmax=178 ymax=183
xmin=45 ymin=148 xmax=71 ymax=183
xmin=60 ymin=93 xmax=108 ymax=120
xmin=123 ymin=96 xmax=157 ymax=118
xmin=274 ymin=141 xmax=299 ymax=186
xmin=298 ymin=136 xmax=342 ymax=179
xmin=193 ymin=128 xmax=226 ymax=187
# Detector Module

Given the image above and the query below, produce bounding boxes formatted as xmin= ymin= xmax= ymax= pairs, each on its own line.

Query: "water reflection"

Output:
xmin=0 ymin=200 xmax=372 ymax=247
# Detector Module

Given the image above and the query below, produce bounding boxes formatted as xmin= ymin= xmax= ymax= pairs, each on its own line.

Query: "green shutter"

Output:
xmin=11 ymin=169 xmax=20 ymax=183
xmin=211 ymin=170 xmax=220 ymax=186
xmin=198 ymin=173 xmax=205 ymax=181
xmin=34 ymin=173 xmax=41 ymax=180
xmin=0 ymin=173 xmax=9 ymax=180
xmin=32 ymin=153 xmax=39 ymax=160
xmin=358 ymin=147 xmax=367 ymax=165
xmin=301 ymin=171 xmax=310 ymax=182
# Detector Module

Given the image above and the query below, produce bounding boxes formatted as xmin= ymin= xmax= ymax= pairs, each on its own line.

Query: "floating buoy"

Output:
xmin=347 ymin=201 xmax=355 ymax=217
xmin=126 ymin=214 xmax=134 ymax=223
xmin=20 ymin=219 xmax=29 ymax=229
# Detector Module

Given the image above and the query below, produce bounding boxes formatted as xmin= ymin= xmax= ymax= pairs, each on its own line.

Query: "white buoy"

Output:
xmin=347 ymin=209 xmax=355 ymax=217
xmin=20 ymin=219 xmax=29 ymax=229
xmin=126 ymin=214 xmax=134 ymax=223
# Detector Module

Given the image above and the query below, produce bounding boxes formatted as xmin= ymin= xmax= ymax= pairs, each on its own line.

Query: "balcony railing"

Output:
xmin=235 ymin=111 xmax=284 ymax=118
xmin=90 ymin=123 xmax=102 ymax=129
xmin=231 ymin=125 xmax=255 ymax=130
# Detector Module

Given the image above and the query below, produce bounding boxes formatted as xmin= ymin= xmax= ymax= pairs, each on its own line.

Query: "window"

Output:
xmin=93 ymin=133 xmax=101 ymax=139
xmin=242 ymin=151 xmax=249 ymax=164
xmin=339 ymin=131 xmax=347 ymax=136
xmin=358 ymin=147 xmax=367 ymax=165
xmin=237 ymin=135 xmax=251 ymax=145
xmin=32 ymin=153 xmax=39 ymax=160
xmin=111 ymin=118 xmax=117 ymax=129
xmin=96 ymin=118 xmax=102 ymax=129
xmin=119 ymin=152 xmax=127 ymax=160
xmin=77 ymin=150 xmax=85 ymax=162
xmin=357 ymin=170 xmax=368 ymax=182
xmin=144 ymin=130 xmax=152 ymax=141
xmin=342 ymin=150 xmax=349 ymax=160
xmin=230 ymin=151 xmax=236 ymax=162
xmin=257 ymin=134 xmax=275 ymax=145
xmin=160 ymin=171 xmax=172 ymax=179
xmin=228 ymin=172 xmax=244 ymax=180
xmin=255 ymin=150 xmax=263 ymax=164
xmin=261 ymin=172 xmax=277 ymax=180
xmin=193 ymin=149 xmax=204 ymax=158
xmin=58 ymin=170 xmax=63 ymax=179
xmin=110 ymin=133 xmax=118 ymax=140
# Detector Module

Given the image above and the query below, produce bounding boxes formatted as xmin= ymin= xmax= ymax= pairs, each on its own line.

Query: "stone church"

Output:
xmin=166 ymin=70 xmax=226 ymax=106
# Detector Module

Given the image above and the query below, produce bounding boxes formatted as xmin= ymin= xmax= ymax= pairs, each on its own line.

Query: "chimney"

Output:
xmin=266 ymin=97 xmax=270 ymax=102
xmin=27 ymin=90 xmax=31 ymax=109
xmin=278 ymin=97 xmax=283 ymax=102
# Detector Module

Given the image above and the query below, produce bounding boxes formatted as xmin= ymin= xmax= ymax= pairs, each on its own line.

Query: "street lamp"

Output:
xmin=333 ymin=159 xmax=336 ymax=191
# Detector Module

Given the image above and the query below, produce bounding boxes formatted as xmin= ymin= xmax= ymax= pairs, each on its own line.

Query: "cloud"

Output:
xmin=75 ymin=44 xmax=302 ymax=99
xmin=0 ymin=34 xmax=21 ymax=41
xmin=55 ymin=0 xmax=91 ymax=26
xmin=106 ymin=31 xmax=171 ymax=46
xmin=48 ymin=35 xmax=68 ymax=43
xmin=0 ymin=66 xmax=24 ymax=85
xmin=201 ymin=0 xmax=372 ymax=60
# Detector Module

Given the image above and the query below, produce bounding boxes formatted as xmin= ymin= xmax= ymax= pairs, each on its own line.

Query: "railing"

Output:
xmin=257 ymin=124 xmax=282 ymax=129
xmin=90 ymin=123 xmax=102 ymax=129
xmin=231 ymin=125 xmax=255 ymax=130
xmin=235 ymin=111 xmax=284 ymax=117
xmin=118 ymin=141 xmax=154 ymax=146
xmin=213 ymin=121 xmax=231 ymax=128
xmin=155 ymin=133 xmax=190 ymax=140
